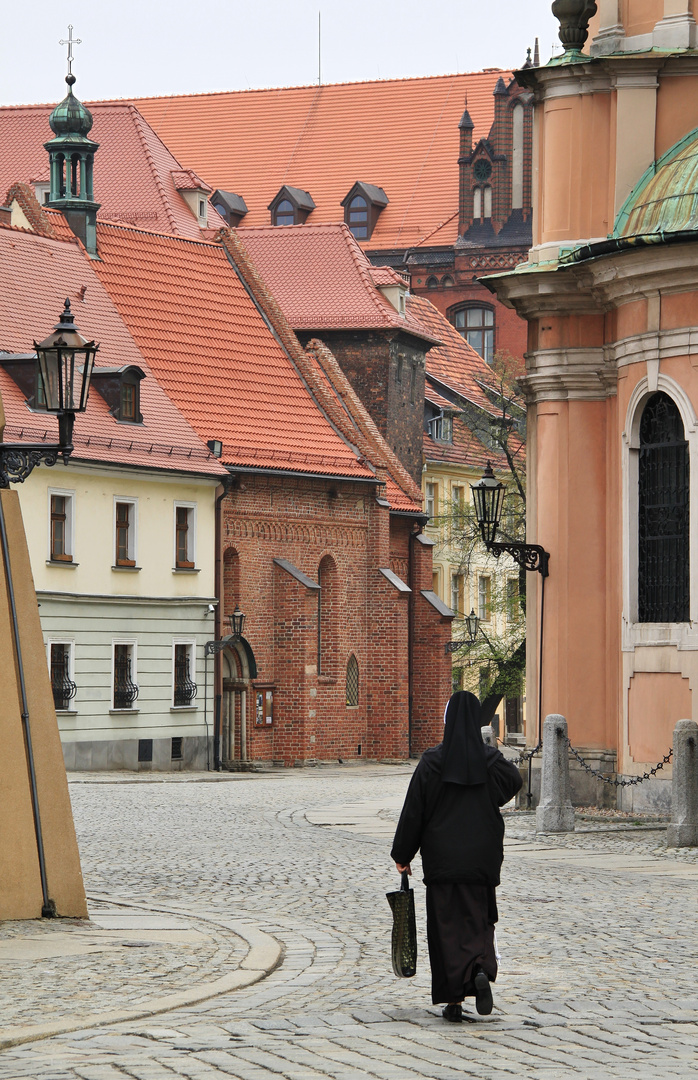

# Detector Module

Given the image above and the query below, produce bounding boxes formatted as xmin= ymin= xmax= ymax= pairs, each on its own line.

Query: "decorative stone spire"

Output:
xmin=552 ymin=0 xmax=598 ymax=55
xmin=534 ymin=37 xmax=540 ymax=66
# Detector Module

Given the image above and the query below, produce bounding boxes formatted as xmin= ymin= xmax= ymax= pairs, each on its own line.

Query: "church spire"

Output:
xmin=44 ymin=28 xmax=100 ymax=257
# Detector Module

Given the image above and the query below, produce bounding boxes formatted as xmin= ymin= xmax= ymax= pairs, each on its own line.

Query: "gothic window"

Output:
xmin=347 ymin=195 xmax=369 ymax=239
xmin=638 ymin=392 xmax=689 ymax=623
xmin=483 ymin=185 xmax=492 ymax=220
xmin=426 ymin=276 xmax=439 ymax=289
xmin=274 ymin=199 xmax=295 ymax=226
xmin=452 ymin=306 xmax=495 ymax=363
xmin=346 ymin=654 xmax=359 ymax=707
xmin=512 ymin=103 xmax=524 ymax=210
xmin=441 ymin=275 xmax=454 ymax=287
xmin=473 ymin=187 xmax=482 ymax=221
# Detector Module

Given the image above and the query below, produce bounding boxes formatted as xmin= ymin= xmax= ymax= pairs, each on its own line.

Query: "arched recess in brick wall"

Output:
xmin=224 ymin=547 xmax=240 ymax=617
xmin=318 ymin=554 xmax=338 ymax=677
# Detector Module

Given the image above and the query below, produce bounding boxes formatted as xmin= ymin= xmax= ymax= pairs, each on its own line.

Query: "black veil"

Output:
xmin=440 ymin=690 xmax=488 ymax=786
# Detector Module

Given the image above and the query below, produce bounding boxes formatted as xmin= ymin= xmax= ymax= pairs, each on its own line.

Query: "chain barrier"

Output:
xmin=566 ymin=739 xmax=672 ymax=788
xmin=498 ymin=740 xmax=541 ymax=766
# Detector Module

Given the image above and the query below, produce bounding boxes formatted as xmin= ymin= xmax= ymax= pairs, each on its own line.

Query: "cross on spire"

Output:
xmin=59 ymin=25 xmax=82 ymax=76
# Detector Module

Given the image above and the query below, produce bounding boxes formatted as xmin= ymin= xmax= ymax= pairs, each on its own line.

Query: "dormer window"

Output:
xmin=0 ymin=352 xmax=47 ymax=410
xmin=429 ymin=413 xmax=453 ymax=443
xmin=171 ymin=169 xmax=212 ymax=227
xmin=210 ymin=190 xmax=248 ymax=227
xmin=275 ymin=199 xmax=295 ymax=226
xmin=341 ymin=182 xmax=389 ymax=241
xmin=268 ymin=185 xmax=316 ymax=226
xmin=91 ymin=365 xmax=145 ymax=423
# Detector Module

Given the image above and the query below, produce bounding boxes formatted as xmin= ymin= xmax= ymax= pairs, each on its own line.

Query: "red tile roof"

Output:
xmin=0 ymin=102 xmax=223 ymax=240
xmin=238 ymin=223 xmax=437 ymax=339
xmin=0 ymin=223 xmax=226 ymax=478
xmin=90 ymin=222 xmax=379 ymax=480
xmin=424 ymin=416 xmax=510 ymax=471
xmin=129 ymin=71 xmax=510 ymax=249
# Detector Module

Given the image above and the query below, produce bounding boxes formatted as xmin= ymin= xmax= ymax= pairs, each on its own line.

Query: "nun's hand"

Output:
xmin=395 ymin=862 xmax=411 ymax=875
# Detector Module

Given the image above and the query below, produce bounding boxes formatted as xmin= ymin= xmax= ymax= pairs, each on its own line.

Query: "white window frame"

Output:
xmin=113 ymin=497 xmax=138 ymax=567
xmin=111 ymin=639 xmax=138 ymax=711
xmin=622 ymin=373 xmax=698 ymax=650
xmin=172 ymin=638 xmax=197 ymax=709
xmin=47 ymin=487 xmax=75 ymax=563
xmin=426 ymin=481 xmax=438 ymax=521
xmin=46 ymin=639 xmax=76 ymax=711
xmin=173 ymin=502 xmax=197 ymax=569
xmin=478 ymin=575 xmax=491 ymax=622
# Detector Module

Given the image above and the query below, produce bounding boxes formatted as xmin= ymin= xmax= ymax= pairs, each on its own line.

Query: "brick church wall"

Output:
xmin=220 ymin=472 xmax=446 ymax=766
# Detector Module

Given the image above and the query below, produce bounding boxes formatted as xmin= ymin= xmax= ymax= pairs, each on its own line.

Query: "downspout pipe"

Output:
xmin=0 ymin=494 xmax=56 ymax=917
xmin=213 ymin=472 xmax=234 ymax=772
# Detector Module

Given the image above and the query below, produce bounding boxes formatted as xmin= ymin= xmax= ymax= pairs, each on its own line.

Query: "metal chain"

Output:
xmin=566 ymin=739 xmax=673 ymax=788
xmin=499 ymin=741 xmax=541 ymax=766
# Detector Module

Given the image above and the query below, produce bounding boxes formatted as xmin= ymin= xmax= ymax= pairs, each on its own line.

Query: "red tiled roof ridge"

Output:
xmin=218 ymin=227 xmax=381 ymax=471
xmin=127 ymin=104 xmax=179 ymax=234
xmin=86 ymin=69 xmax=510 ymax=108
xmin=97 ymin=217 xmax=221 ymax=244
xmin=306 ymin=338 xmax=423 ymax=507
xmin=4 ymin=182 xmax=56 ymax=238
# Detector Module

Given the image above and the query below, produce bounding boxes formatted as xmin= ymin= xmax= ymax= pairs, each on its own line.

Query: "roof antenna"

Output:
xmin=318 ymin=10 xmax=322 ymax=86
xmin=59 ymin=24 xmax=82 ymax=77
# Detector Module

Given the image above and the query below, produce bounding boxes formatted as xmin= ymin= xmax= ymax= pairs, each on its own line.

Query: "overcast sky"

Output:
xmin=1 ymin=1 xmax=561 ymax=106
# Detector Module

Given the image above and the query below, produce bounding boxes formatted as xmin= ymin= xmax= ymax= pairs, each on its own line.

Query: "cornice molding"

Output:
xmin=519 ymin=347 xmax=616 ymax=403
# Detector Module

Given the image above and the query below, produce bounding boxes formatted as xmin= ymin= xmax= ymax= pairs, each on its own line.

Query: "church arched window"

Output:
xmin=274 ymin=199 xmax=295 ymax=226
xmin=346 ymin=654 xmax=359 ymax=707
xmin=512 ymin=102 xmax=524 ymax=210
xmin=638 ymin=392 xmax=689 ymax=622
xmin=483 ymin=185 xmax=492 ymax=220
xmin=473 ymin=187 xmax=482 ymax=221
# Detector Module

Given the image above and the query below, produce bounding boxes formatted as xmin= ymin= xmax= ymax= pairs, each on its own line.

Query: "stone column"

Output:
xmin=481 ymin=725 xmax=496 ymax=748
xmin=666 ymin=719 xmax=698 ymax=848
xmin=536 ymin=714 xmax=575 ymax=833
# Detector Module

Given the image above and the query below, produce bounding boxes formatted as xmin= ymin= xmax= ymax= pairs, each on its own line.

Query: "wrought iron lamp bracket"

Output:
xmin=0 ymin=443 xmax=72 ymax=488
xmin=486 ymin=541 xmax=549 ymax=578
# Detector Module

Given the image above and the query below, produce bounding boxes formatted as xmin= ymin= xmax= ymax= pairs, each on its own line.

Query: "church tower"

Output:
xmin=44 ymin=72 xmax=100 ymax=257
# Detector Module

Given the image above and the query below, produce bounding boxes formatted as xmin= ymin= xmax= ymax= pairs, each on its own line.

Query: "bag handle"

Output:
xmin=401 ymin=870 xmax=410 ymax=892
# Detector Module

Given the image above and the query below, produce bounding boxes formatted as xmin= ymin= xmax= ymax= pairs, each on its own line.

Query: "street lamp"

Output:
xmin=471 ymin=462 xmax=549 ymax=577
xmin=0 ymin=299 xmax=97 ymax=488
xmin=464 ymin=608 xmax=480 ymax=643
xmin=229 ymin=605 xmax=246 ymax=640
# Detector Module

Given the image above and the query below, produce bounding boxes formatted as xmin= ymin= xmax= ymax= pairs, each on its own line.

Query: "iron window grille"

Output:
xmin=174 ymin=645 xmax=198 ymax=706
xmin=50 ymin=643 xmax=77 ymax=710
xmin=346 ymin=653 xmax=359 ymax=707
xmin=113 ymin=645 xmax=139 ymax=709
xmin=171 ymin=736 xmax=183 ymax=760
xmin=638 ymin=392 xmax=690 ymax=623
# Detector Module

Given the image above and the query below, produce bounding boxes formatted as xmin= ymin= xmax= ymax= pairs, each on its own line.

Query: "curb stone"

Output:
xmin=0 ymin=894 xmax=283 ymax=1052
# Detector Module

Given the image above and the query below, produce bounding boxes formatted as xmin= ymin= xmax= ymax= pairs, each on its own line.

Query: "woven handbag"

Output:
xmin=386 ymin=870 xmax=417 ymax=978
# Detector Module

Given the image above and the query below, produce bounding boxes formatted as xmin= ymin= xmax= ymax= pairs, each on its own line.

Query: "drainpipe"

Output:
xmin=213 ymin=473 xmax=234 ymax=771
xmin=407 ymin=523 xmax=422 ymax=758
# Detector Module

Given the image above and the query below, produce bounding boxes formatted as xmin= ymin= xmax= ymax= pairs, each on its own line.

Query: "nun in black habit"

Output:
xmin=391 ymin=690 xmax=522 ymax=1021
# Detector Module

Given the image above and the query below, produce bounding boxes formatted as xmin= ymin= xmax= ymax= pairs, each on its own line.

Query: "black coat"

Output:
xmin=390 ymin=744 xmax=523 ymax=886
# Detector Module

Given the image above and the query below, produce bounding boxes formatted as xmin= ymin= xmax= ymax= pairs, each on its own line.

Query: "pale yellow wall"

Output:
xmin=18 ymin=463 xmax=218 ymax=600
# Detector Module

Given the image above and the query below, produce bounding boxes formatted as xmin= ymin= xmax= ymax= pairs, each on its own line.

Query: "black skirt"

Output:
xmin=426 ymin=882 xmax=498 ymax=1005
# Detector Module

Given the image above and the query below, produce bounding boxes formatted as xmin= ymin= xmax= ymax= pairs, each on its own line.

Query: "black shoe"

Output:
xmin=442 ymin=1002 xmax=463 ymax=1023
xmin=474 ymin=969 xmax=493 ymax=1016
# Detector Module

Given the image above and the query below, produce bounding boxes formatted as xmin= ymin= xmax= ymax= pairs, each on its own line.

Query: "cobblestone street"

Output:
xmin=1 ymin=764 xmax=697 ymax=1079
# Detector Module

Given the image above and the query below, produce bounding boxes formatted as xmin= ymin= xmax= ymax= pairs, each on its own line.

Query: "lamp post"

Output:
xmin=471 ymin=461 xmax=550 ymax=806
xmin=0 ymin=298 xmax=96 ymax=917
xmin=0 ymin=299 xmax=97 ymax=488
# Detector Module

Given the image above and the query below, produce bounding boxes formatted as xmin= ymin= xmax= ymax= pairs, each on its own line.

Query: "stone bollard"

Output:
xmin=536 ymin=714 xmax=575 ymax=833
xmin=481 ymin=725 xmax=496 ymax=748
xmin=666 ymin=719 xmax=698 ymax=848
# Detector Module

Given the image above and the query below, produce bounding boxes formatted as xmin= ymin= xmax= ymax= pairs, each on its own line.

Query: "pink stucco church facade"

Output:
xmin=491 ymin=1 xmax=698 ymax=808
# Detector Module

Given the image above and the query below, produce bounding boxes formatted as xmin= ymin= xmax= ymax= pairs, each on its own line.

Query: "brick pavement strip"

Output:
xmin=0 ymin=765 xmax=697 ymax=1079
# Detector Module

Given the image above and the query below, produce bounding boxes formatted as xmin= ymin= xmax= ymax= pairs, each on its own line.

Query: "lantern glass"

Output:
xmin=230 ymin=605 xmax=246 ymax=639
xmin=465 ymin=608 xmax=480 ymax=643
xmin=34 ymin=299 xmax=98 ymax=417
xmin=471 ymin=462 xmax=505 ymax=546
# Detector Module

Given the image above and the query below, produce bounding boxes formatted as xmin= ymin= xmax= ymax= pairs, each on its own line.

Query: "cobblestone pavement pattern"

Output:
xmin=1 ymin=764 xmax=697 ymax=1079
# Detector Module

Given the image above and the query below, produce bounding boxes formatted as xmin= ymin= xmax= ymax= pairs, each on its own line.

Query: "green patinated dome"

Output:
xmin=615 ymin=127 xmax=698 ymax=239
xmin=49 ymin=74 xmax=93 ymax=138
